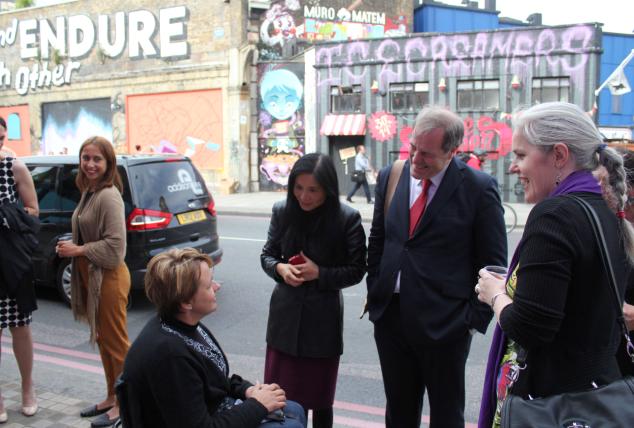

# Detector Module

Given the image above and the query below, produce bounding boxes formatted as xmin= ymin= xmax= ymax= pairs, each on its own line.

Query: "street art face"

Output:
xmin=261 ymin=69 xmax=303 ymax=121
xmin=258 ymin=64 xmax=305 ymax=190
xmin=260 ymin=2 xmax=298 ymax=52
xmin=42 ymin=99 xmax=112 ymax=155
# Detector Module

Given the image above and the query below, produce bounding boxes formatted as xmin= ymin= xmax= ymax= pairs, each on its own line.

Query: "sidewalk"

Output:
xmin=214 ymin=191 xmax=533 ymax=229
xmin=0 ymin=380 xmax=92 ymax=427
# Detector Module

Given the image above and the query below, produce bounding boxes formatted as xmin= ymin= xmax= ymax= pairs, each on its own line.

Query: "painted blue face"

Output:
xmin=263 ymin=89 xmax=300 ymax=120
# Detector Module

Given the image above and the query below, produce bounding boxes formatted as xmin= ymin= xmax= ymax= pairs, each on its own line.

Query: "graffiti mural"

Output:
xmin=459 ymin=116 xmax=513 ymax=159
xmin=42 ymin=99 xmax=112 ymax=155
xmin=394 ymin=116 xmax=513 ymax=161
xmin=259 ymin=0 xmax=408 ymax=60
xmin=258 ymin=63 xmax=305 ymax=190
xmin=368 ymin=111 xmax=397 ymax=142
xmin=127 ymin=89 xmax=223 ymax=171
xmin=0 ymin=105 xmax=30 ymax=157
xmin=315 ymin=25 xmax=598 ymax=93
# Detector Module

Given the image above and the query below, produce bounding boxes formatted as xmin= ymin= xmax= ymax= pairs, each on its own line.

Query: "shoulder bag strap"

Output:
xmin=383 ymin=159 xmax=405 ymax=216
xmin=567 ymin=194 xmax=634 ymax=363
xmin=359 ymin=159 xmax=405 ymax=320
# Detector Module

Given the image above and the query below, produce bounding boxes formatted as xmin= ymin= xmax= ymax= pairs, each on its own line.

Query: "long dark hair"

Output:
xmin=282 ymin=153 xmax=341 ymax=256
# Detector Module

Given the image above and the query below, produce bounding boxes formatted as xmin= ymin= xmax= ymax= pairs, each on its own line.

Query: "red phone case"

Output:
xmin=288 ymin=254 xmax=305 ymax=265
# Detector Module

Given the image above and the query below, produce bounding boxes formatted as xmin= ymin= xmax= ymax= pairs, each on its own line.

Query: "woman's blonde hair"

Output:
xmin=145 ymin=248 xmax=213 ymax=318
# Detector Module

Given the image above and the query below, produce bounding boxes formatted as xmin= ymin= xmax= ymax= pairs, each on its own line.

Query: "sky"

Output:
xmin=31 ymin=0 xmax=634 ymax=35
xmin=438 ymin=0 xmax=634 ymax=34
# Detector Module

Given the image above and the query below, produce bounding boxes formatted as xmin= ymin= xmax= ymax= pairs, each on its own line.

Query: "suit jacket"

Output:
xmin=261 ymin=201 xmax=366 ymax=358
xmin=367 ymin=158 xmax=507 ymax=344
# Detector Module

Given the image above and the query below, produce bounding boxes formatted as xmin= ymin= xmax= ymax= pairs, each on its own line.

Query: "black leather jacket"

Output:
xmin=261 ymin=201 xmax=366 ymax=358
xmin=0 ymin=203 xmax=40 ymax=313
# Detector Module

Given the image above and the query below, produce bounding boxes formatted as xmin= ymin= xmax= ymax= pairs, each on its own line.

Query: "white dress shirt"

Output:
xmin=394 ymin=162 xmax=451 ymax=293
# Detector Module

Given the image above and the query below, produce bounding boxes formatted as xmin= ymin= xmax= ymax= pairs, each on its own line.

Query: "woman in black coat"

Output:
xmin=120 ymin=248 xmax=306 ymax=428
xmin=261 ymin=153 xmax=366 ymax=428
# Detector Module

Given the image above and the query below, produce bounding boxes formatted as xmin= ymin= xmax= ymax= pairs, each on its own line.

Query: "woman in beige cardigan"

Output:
xmin=57 ymin=136 xmax=130 ymax=428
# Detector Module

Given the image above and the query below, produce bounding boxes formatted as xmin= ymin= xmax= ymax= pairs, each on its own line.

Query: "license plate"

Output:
xmin=176 ymin=210 xmax=206 ymax=225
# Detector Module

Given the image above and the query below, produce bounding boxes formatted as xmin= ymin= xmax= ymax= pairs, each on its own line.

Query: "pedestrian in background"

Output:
xmin=0 ymin=116 xmax=40 ymax=423
xmin=477 ymin=102 xmax=633 ymax=427
xmin=119 ymin=248 xmax=306 ymax=428
xmin=366 ymin=106 xmax=507 ymax=428
xmin=56 ymin=136 xmax=130 ymax=428
xmin=261 ymin=153 xmax=366 ymax=428
xmin=346 ymin=145 xmax=374 ymax=204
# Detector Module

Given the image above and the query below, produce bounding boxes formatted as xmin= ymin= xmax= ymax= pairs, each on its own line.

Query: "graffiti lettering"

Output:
xmin=459 ymin=115 xmax=513 ymax=158
xmin=316 ymin=25 xmax=596 ymax=91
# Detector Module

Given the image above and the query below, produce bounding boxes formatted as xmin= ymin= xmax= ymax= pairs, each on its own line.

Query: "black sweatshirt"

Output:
xmin=121 ymin=316 xmax=268 ymax=428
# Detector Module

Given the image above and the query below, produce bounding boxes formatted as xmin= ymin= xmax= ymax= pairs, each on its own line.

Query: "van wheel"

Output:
xmin=56 ymin=259 xmax=72 ymax=307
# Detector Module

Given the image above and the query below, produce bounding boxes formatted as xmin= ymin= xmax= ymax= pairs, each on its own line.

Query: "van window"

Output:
xmin=59 ymin=165 xmax=81 ymax=211
xmin=29 ymin=166 xmax=60 ymax=211
xmin=128 ymin=161 xmax=208 ymax=213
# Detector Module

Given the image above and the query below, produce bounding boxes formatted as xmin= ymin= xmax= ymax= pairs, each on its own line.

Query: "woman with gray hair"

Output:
xmin=476 ymin=102 xmax=634 ymax=427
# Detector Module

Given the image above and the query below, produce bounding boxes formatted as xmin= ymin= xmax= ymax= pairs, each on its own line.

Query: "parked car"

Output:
xmin=23 ymin=154 xmax=222 ymax=305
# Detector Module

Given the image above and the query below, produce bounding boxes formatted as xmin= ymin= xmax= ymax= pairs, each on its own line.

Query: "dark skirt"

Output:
xmin=264 ymin=345 xmax=340 ymax=410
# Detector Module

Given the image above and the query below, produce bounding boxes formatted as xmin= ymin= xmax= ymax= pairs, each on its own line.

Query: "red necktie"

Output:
xmin=409 ymin=179 xmax=431 ymax=237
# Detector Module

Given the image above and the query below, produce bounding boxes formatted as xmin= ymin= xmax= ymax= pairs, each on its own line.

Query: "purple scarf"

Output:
xmin=477 ymin=170 xmax=601 ymax=428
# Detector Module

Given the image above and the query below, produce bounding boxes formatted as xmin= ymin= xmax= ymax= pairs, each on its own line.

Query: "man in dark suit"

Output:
xmin=367 ymin=106 xmax=507 ymax=427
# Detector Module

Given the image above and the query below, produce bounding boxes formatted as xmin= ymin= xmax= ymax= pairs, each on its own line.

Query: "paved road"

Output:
xmin=1 ymin=215 xmax=522 ymax=427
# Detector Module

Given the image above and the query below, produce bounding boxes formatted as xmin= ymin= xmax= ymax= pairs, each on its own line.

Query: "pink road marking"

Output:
xmin=333 ymin=415 xmax=385 ymax=428
xmin=2 ymin=348 xmax=104 ymax=375
xmin=334 ymin=400 xmax=384 ymax=416
xmin=1 ymin=336 xmax=101 ymax=361
xmin=1 ymin=339 xmax=478 ymax=428
xmin=334 ymin=400 xmax=478 ymax=428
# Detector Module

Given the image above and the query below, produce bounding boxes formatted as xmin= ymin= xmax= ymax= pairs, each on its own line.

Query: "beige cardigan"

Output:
xmin=70 ymin=185 xmax=126 ymax=344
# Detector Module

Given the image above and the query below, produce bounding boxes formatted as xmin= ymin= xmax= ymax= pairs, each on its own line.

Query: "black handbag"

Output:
xmin=500 ymin=195 xmax=634 ymax=428
xmin=351 ymin=170 xmax=365 ymax=183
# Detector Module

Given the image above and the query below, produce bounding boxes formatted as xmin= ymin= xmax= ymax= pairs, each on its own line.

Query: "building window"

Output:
xmin=457 ymin=79 xmax=499 ymax=111
xmin=7 ymin=113 xmax=21 ymax=140
xmin=390 ymin=82 xmax=429 ymax=113
xmin=330 ymin=85 xmax=362 ymax=113
xmin=531 ymin=77 xmax=570 ymax=103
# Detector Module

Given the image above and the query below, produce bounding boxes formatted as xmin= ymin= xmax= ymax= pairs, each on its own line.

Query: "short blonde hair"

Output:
xmin=144 ymin=248 xmax=213 ymax=318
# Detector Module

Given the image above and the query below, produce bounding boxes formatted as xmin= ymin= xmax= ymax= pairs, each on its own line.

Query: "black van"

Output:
xmin=23 ymin=154 xmax=222 ymax=305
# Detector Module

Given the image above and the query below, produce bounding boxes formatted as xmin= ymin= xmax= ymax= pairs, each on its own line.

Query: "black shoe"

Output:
xmin=91 ymin=412 xmax=120 ymax=428
xmin=81 ymin=404 xmax=113 ymax=418
xmin=346 ymin=197 xmax=353 ymax=203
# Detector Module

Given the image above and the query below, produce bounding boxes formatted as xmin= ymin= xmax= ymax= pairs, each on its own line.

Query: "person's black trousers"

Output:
xmin=347 ymin=178 xmax=371 ymax=202
xmin=374 ymin=295 xmax=473 ymax=428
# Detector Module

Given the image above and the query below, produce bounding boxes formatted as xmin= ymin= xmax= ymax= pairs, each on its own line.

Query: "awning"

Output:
xmin=320 ymin=114 xmax=366 ymax=136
